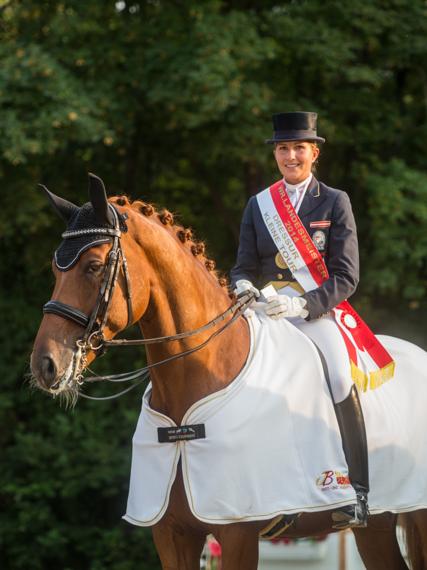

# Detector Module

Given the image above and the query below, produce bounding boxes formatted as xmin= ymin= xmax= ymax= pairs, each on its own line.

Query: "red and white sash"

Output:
xmin=257 ymin=179 xmax=395 ymax=392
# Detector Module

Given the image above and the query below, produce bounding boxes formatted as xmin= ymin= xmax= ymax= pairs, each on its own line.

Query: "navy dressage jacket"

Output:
xmin=230 ymin=176 xmax=359 ymax=320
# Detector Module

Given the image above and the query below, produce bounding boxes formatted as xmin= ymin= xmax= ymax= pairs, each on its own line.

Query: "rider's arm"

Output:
xmin=302 ymin=191 xmax=359 ymax=320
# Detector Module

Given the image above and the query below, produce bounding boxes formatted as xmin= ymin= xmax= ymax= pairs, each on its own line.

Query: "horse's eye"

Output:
xmin=87 ymin=262 xmax=104 ymax=275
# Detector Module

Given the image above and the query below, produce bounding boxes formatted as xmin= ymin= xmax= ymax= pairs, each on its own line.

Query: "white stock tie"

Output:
xmin=287 ymin=187 xmax=299 ymax=208
xmin=284 ymin=174 xmax=313 ymax=211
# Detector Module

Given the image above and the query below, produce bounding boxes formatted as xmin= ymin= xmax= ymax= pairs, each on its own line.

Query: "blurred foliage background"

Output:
xmin=1 ymin=0 xmax=426 ymax=568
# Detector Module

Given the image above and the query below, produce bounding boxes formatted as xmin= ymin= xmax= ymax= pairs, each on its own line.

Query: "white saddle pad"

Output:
xmin=123 ymin=309 xmax=427 ymax=527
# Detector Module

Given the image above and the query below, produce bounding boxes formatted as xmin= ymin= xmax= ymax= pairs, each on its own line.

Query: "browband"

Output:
xmin=61 ymin=227 xmax=121 ymax=239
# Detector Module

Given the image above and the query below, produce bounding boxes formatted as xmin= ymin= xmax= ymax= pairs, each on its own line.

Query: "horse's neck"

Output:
xmin=133 ymin=220 xmax=250 ymax=424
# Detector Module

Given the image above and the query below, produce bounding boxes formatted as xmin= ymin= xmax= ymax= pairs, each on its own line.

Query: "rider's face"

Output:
xmin=274 ymin=141 xmax=319 ymax=185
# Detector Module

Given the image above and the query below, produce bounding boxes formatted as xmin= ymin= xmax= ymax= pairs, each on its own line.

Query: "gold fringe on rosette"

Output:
xmin=351 ymin=360 xmax=395 ymax=392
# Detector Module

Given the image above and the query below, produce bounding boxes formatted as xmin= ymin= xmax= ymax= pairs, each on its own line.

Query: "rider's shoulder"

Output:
xmin=319 ymin=182 xmax=352 ymax=207
xmin=319 ymin=181 xmax=347 ymax=197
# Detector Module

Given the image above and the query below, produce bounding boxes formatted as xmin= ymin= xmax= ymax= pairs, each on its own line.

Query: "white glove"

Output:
xmin=234 ymin=279 xmax=260 ymax=299
xmin=265 ymin=294 xmax=309 ymax=319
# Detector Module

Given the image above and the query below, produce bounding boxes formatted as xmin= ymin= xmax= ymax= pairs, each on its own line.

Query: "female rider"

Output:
xmin=230 ymin=112 xmax=369 ymax=529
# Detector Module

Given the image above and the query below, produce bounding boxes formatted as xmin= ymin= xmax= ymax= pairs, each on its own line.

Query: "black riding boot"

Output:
xmin=331 ymin=384 xmax=370 ymax=530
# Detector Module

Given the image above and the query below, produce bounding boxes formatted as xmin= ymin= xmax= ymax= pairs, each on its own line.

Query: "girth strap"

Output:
xmin=43 ymin=300 xmax=90 ymax=328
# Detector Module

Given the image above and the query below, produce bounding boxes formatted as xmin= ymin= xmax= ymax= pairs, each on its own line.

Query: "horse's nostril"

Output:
xmin=41 ymin=355 xmax=57 ymax=387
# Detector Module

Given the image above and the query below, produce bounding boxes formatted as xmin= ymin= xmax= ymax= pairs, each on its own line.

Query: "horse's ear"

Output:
xmin=39 ymin=184 xmax=79 ymax=223
xmin=88 ymin=172 xmax=114 ymax=226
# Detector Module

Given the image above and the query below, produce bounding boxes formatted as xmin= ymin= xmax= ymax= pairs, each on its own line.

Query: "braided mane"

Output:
xmin=111 ymin=195 xmax=229 ymax=291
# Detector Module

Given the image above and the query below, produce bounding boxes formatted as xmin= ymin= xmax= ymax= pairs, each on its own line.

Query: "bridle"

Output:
xmin=44 ymin=206 xmax=133 ymax=352
xmin=43 ymin=207 xmax=254 ymax=400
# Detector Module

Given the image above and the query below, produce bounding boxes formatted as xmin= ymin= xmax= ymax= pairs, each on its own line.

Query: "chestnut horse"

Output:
xmin=31 ymin=175 xmax=427 ymax=570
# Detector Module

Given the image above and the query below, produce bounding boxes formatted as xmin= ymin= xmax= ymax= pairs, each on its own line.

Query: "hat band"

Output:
xmin=272 ymin=129 xmax=318 ymax=140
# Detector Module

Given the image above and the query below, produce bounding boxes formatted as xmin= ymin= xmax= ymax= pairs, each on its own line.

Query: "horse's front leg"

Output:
xmin=151 ymin=465 xmax=208 ymax=570
xmin=152 ymin=521 xmax=205 ymax=570
xmin=214 ymin=521 xmax=260 ymax=570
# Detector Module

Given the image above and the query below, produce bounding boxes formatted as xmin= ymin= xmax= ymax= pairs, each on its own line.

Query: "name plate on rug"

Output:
xmin=157 ymin=424 xmax=206 ymax=443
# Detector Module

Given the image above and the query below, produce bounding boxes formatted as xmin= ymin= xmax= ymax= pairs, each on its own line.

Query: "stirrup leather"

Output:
xmin=332 ymin=493 xmax=369 ymax=530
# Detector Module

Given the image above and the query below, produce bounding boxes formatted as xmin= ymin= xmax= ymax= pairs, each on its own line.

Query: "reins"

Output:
xmin=103 ymin=293 xmax=251 ymax=347
xmin=79 ymin=293 xmax=253 ymax=401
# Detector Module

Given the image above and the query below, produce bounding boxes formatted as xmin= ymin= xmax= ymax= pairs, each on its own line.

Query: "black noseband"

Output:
xmin=43 ymin=300 xmax=90 ymax=328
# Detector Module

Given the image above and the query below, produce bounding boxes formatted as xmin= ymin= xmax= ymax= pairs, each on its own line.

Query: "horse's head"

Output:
xmin=31 ymin=172 xmax=233 ymax=405
xmin=30 ymin=174 xmax=151 ymax=400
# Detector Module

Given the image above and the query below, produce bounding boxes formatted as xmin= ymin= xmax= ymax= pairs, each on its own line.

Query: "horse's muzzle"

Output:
xmin=30 ymin=344 xmax=76 ymax=394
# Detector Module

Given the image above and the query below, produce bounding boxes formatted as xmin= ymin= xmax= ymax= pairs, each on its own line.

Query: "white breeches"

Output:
xmin=290 ymin=314 xmax=353 ymax=403
xmin=270 ymin=285 xmax=354 ymax=403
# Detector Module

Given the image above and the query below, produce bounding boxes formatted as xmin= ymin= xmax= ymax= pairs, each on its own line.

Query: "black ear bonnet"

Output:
xmin=40 ymin=174 xmax=128 ymax=271
xmin=54 ymin=203 xmax=127 ymax=271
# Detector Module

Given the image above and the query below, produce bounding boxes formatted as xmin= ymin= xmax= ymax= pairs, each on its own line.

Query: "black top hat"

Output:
xmin=265 ymin=112 xmax=325 ymax=144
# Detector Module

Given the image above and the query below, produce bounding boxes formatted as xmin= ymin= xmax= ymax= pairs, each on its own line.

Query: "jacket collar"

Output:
xmin=298 ymin=176 xmax=327 ymax=219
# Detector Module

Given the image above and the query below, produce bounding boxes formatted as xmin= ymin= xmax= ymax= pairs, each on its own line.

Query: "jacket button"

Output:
xmin=277 ymin=273 xmax=283 ymax=280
